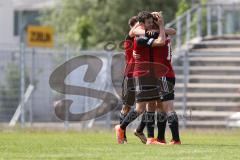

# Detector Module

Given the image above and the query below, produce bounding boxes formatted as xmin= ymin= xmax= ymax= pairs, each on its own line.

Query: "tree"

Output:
xmin=40 ymin=0 xmax=178 ymax=50
xmin=176 ymin=0 xmax=191 ymax=18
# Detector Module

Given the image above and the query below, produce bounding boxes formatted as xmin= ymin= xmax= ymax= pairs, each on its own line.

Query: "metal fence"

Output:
xmin=0 ymin=43 xmax=126 ymax=128
xmin=167 ymin=3 xmax=240 ymax=52
xmin=1 ymin=2 xmax=240 ymax=129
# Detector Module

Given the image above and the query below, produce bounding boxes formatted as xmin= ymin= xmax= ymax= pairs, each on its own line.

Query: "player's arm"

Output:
xmin=129 ymin=26 xmax=145 ymax=37
xmin=129 ymin=23 xmax=145 ymax=37
xmin=146 ymin=28 xmax=175 ymax=37
xmin=136 ymin=23 xmax=165 ymax=47
xmin=136 ymin=33 xmax=164 ymax=47
xmin=151 ymin=16 xmax=166 ymax=47
xmin=165 ymin=28 xmax=176 ymax=36
xmin=130 ymin=27 xmax=173 ymax=37
xmin=151 ymin=11 xmax=175 ymax=36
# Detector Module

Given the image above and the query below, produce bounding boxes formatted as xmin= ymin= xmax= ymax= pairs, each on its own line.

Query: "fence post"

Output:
xmin=20 ymin=42 xmax=25 ymax=127
xmin=217 ymin=5 xmax=223 ymax=36
xmin=30 ymin=48 xmax=36 ymax=125
xmin=207 ymin=5 xmax=212 ymax=36
xmin=182 ymin=50 xmax=189 ymax=129
xmin=176 ymin=17 xmax=182 ymax=50
xmin=186 ymin=10 xmax=191 ymax=43
xmin=197 ymin=5 xmax=202 ymax=38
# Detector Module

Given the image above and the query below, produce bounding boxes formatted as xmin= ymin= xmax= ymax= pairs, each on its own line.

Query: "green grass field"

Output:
xmin=0 ymin=129 xmax=240 ymax=160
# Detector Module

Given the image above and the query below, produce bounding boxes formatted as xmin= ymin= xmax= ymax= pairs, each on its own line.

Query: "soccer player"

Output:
xmin=131 ymin=12 xmax=181 ymax=145
xmin=120 ymin=16 xmax=139 ymax=143
xmin=129 ymin=13 xmax=177 ymax=144
xmin=154 ymin=34 xmax=181 ymax=145
xmin=115 ymin=11 xmax=166 ymax=145
xmin=129 ymin=12 xmax=176 ymax=40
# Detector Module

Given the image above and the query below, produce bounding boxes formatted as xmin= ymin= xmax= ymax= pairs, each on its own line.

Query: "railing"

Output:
xmin=166 ymin=3 xmax=240 ymax=52
xmin=167 ymin=3 xmax=240 ymax=128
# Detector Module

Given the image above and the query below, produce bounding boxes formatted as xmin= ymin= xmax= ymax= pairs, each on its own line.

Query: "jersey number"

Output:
xmin=167 ymin=42 xmax=172 ymax=61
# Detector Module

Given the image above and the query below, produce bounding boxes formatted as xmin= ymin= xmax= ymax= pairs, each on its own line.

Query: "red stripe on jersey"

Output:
xmin=124 ymin=39 xmax=134 ymax=64
xmin=124 ymin=39 xmax=134 ymax=77
xmin=130 ymin=38 xmax=169 ymax=78
xmin=132 ymin=37 xmax=150 ymax=77
xmin=152 ymin=37 xmax=175 ymax=78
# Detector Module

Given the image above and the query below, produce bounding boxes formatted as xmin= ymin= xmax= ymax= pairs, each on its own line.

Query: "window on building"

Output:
xmin=14 ymin=10 xmax=40 ymax=36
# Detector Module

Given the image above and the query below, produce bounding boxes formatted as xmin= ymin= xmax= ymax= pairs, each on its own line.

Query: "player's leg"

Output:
xmin=134 ymin=77 xmax=163 ymax=145
xmin=115 ymin=102 xmax=145 ymax=144
xmin=162 ymin=77 xmax=181 ymax=144
xmin=162 ymin=100 xmax=181 ymax=144
xmin=120 ymin=76 xmax=132 ymax=124
xmin=145 ymin=100 xmax=164 ymax=145
xmin=120 ymin=75 xmax=148 ymax=132
xmin=133 ymin=77 xmax=160 ymax=144
xmin=119 ymin=105 xmax=131 ymax=124
xmin=145 ymin=100 xmax=156 ymax=143
xmin=119 ymin=105 xmax=130 ymax=142
xmin=120 ymin=101 xmax=145 ymax=130
xmin=134 ymin=111 xmax=147 ymax=144
xmin=120 ymin=77 xmax=135 ymax=142
xmin=134 ymin=83 xmax=148 ymax=144
xmin=156 ymin=100 xmax=167 ymax=144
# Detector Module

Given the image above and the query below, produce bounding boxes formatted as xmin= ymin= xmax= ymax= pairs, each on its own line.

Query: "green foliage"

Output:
xmin=201 ymin=0 xmax=208 ymax=37
xmin=176 ymin=0 xmax=191 ymax=18
xmin=40 ymin=0 xmax=178 ymax=49
xmin=67 ymin=16 xmax=92 ymax=49
xmin=174 ymin=0 xmax=208 ymax=44
xmin=189 ymin=0 xmax=208 ymax=39
xmin=0 ymin=64 xmax=30 ymax=117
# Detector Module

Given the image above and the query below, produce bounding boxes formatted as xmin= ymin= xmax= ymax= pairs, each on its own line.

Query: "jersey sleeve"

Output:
xmin=125 ymin=34 xmax=133 ymax=41
xmin=145 ymin=31 xmax=159 ymax=39
xmin=136 ymin=36 xmax=154 ymax=47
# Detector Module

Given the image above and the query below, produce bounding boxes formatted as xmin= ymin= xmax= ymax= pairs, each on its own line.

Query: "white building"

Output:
xmin=0 ymin=0 xmax=56 ymax=45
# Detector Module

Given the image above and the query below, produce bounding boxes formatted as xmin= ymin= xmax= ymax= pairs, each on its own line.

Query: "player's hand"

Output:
xmin=154 ymin=16 xmax=164 ymax=26
xmin=133 ymin=22 xmax=140 ymax=29
xmin=152 ymin=11 xmax=162 ymax=19
xmin=151 ymin=11 xmax=159 ymax=17
xmin=133 ymin=51 xmax=140 ymax=60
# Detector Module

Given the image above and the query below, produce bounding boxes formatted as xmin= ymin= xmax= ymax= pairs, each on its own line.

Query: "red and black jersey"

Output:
xmin=132 ymin=36 xmax=150 ymax=77
xmin=135 ymin=32 xmax=175 ymax=78
xmin=124 ymin=35 xmax=134 ymax=64
xmin=131 ymin=36 xmax=168 ymax=78
xmin=124 ymin=35 xmax=134 ymax=77
xmin=152 ymin=36 xmax=175 ymax=78
xmin=131 ymin=34 xmax=170 ymax=78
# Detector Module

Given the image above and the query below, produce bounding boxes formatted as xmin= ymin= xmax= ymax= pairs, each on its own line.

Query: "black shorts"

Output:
xmin=122 ymin=76 xmax=135 ymax=106
xmin=157 ymin=77 xmax=175 ymax=101
xmin=134 ymin=76 xmax=160 ymax=102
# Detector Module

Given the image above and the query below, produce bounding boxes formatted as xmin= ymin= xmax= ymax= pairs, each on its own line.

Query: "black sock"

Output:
xmin=119 ymin=112 xmax=127 ymax=138
xmin=119 ymin=112 xmax=126 ymax=124
xmin=120 ymin=109 xmax=139 ymax=130
xmin=146 ymin=112 xmax=155 ymax=138
xmin=167 ymin=111 xmax=180 ymax=141
xmin=157 ymin=112 xmax=167 ymax=141
xmin=136 ymin=112 xmax=147 ymax=133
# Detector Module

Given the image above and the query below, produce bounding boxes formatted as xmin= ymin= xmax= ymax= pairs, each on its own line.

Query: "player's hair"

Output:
xmin=128 ymin=16 xmax=138 ymax=27
xmin=152 ymin=11 xmax=163 ymax=28
xmin=137 ymin=11 xmax=153 ymax=23
xmin=152 ymin=11 xmax=163 ymax=21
